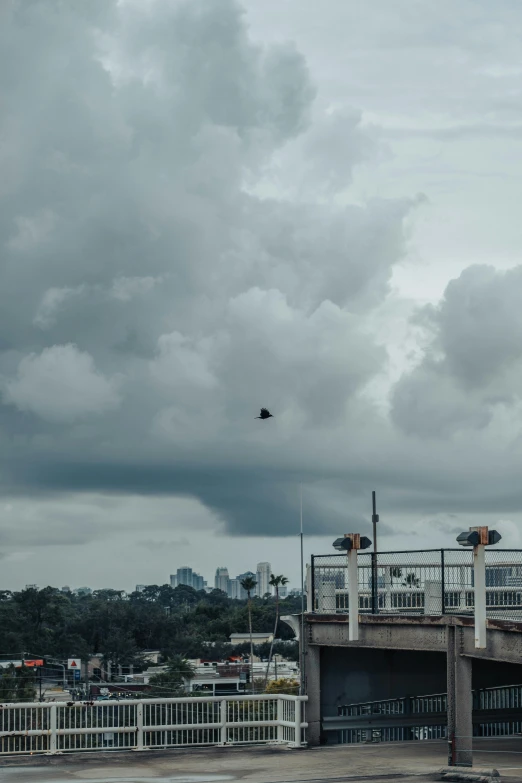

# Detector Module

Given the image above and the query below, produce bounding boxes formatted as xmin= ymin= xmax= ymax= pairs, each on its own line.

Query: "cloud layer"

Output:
xmin=2 ymin=0 xmax=522 ymax=583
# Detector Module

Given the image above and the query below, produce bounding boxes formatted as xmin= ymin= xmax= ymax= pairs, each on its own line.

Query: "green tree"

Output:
xmin=240 ymin=576 xmax=257 ymax=693
xmin=0 ymin=665 xmax=37 ymax=703
xmin=0 ymin=583 xmax=306 ymax=675
xmin=264 ymin=574 xmax=289 ymax=689
xmin=265 ymin=677 xmax=299 ymax=695
xmin=147 ymin=656 xmax=195 ymax=698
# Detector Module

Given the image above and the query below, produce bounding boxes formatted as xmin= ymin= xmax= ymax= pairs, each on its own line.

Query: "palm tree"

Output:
xmin=240 ymin=576 xmax=257 ymax=693
xmin=404 ymin=572 xmax=420 ymax=588
xmin=264 ymin=574 xmax=289 ymax=690
xmin=166 ymin=655 xmax=196 ymax=683
xmin=148 ymin=656 xmax=195 ymax=698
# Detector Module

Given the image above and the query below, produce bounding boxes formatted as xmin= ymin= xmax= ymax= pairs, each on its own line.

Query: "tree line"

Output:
xmin=0 ymin=583 xmax=301 ymax=669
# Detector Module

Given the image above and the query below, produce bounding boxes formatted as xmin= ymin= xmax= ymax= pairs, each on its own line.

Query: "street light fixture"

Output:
xmin=332 ymin=534 xmax=372 ymax=552
xmin=455 ymin=526 xmax=502 ymax=649
xmin=331 ymin=534 xmax=372 ymax=641
xmin=457 ymin=528 xmax=501 ymax=547
xmin=456 ymin=530 xmax=480 ymax=547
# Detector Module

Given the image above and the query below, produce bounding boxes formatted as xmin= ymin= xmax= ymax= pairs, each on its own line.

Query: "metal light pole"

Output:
xmin=457 ymin=526 xmax=502 ymax=649
xmin=332 ymin=534 xmax=372 ymax=641
xmin=372 ymin=491 xmax=379 ymax=555
xmin=371 ymin=491 xmax=379 ymax=614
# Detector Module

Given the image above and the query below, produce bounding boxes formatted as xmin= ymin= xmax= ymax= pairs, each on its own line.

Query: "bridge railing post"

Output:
xmin=371 ymin=552 xmax=378 ymax=615
xmin=441 ymin=549 xmax=445 ymax=615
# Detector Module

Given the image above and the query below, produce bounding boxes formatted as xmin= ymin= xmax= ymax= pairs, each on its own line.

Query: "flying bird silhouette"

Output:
xmin=256 ymin=408 xmax=274 ymax=420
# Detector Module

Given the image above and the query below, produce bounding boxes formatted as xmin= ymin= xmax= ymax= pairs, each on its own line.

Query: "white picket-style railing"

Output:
xmin=0 ymin=694 xmax=307 ymax=755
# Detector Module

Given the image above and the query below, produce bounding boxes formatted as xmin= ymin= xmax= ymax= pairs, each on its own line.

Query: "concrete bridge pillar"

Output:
xmin=305 ymin=642 xmax=321 ymax=745
xmin=447 ymin=625 xmax=473 ymax=767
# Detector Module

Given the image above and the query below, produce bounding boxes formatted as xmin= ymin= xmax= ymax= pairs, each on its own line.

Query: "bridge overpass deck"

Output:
xmin=2 ymin=741 xmax=522 ymax=782
xmin=300 ymin=612 xmax=522 ymax=768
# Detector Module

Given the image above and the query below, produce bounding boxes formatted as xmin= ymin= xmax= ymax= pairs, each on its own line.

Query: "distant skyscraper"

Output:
xmin=177 ymin=566 xmax=194 ymax=587
xmin=256 ymin=562 xmax=271 ymax=598
xmin=135 ymin=585 xmax=146 ymax=593
xmin=279 ymin=586 xmax=288 ymax=599
xmin=171 ymin=567 xmax=206 ymax=591
xmin=228 ymin=578 xmax=241 ymax=599
xmin=215 ymin=567 xmax=230 ymax=594
xmin=192 ymin=574 xmax=205 ymax=592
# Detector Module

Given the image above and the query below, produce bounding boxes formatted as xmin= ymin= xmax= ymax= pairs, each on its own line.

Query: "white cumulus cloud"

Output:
xmin=3 ymin=344 xmax=121 ymax=423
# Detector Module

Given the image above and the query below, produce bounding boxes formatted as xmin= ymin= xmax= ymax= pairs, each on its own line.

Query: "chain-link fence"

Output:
xmin=484 ymin=549 xmax=522 ymax=621
xmin=310 ymin=549 xmax=522 ymax=619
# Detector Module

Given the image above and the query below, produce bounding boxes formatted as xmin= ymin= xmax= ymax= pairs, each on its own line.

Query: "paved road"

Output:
xmin=1 ymin=741 xmax=522 ymax=783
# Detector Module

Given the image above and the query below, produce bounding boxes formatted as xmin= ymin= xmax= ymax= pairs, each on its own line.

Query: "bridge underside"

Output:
xmin=302 ymin=613 xmax=522 ymax=766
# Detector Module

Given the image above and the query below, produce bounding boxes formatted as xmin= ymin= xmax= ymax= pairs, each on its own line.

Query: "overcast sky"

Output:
xmin=2 ymin=0 xmax=522 ymax=592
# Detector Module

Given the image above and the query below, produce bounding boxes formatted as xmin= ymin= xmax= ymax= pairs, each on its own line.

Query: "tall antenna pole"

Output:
xmin=300 ymin=484 xmax=305 ymax=696
xmin=372 ymin=490 xmax=379 ymax=554
xmin=371 ymin=490 xmax=379 ymax=615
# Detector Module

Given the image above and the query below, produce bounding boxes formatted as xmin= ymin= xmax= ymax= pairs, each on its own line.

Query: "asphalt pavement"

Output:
xmin=1 ymin=740 xmax=522 ymax=783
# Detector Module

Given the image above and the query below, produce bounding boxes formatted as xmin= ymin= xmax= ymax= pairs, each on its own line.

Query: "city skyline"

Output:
xmin=18 ymin=559 xmax=300 ymax=596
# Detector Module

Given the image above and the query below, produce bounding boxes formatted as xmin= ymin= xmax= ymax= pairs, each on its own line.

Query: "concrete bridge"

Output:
xmin=284 ymin=545 xmax=522 ymax=767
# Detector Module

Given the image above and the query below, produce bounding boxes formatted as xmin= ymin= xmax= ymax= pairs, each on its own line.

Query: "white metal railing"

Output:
xmin=0 ymin=694 xmax=307 ymax=755
xmin=315 ymin=586 xmax=522 ymax=613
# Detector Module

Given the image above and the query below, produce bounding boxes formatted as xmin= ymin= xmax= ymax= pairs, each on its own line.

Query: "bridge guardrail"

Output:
xmin=0 ymin=694 xmax=307 ymax=755
xmin=325 ymin=683 xmax=522 ymax=744
xmin=311 ymin=548 xmax=522 ymax=620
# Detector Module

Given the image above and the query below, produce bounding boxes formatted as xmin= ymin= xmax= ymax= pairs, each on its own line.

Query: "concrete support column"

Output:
xmin=305 ymin=640 xmax=321 ymax=746
xmin=306 ymin=564 xmax=312 ymax=612
xmin=447 ymin=626 xmax=473 ymax=767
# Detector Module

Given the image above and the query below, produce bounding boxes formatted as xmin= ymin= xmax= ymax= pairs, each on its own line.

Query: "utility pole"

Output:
xmin=372 ymin=490 xmax=379 ymax=554
xmin=371 ymin=491 xmax=379 ymax=615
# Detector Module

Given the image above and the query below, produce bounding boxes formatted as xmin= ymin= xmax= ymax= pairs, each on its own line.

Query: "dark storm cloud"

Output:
xmin=6 ymin=459 xmax=376 ymax=536
xmin=4 ymin=0 xmax=522 ymax=553
xmin=0 ymin=0 xmax=421 ymax=539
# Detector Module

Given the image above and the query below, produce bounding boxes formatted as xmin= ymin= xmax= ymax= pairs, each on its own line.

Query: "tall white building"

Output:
xmin=256 ymin=562 xmax=272 ymax=598
xmin=215 ymin=567 xmax=230 ymax=593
